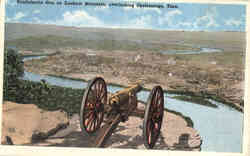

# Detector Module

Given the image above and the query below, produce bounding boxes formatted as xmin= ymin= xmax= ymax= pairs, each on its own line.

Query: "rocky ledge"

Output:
xmin=2 ymin=101 xmax=202 ymax=151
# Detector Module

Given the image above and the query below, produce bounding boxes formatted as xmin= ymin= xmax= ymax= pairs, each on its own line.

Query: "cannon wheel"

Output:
xmin=80 ymin=77 xmax=107 ymax=135
xmin=143 ymin=86 xmax=164 ymax=149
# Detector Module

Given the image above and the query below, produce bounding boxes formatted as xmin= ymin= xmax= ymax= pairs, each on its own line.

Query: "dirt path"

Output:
xmin=1 ymin=101 xmax=202 ymax=151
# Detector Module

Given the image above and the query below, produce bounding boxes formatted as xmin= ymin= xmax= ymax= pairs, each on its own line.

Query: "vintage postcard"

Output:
xmin=0 ymin=0 xmax=249 ymax=156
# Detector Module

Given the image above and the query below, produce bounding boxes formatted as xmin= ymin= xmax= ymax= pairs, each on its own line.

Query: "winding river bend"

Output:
xmin=21 ymin=53 xmax=243 ymax=153
xmin=160 ymin=47 xmax=223 ymax=55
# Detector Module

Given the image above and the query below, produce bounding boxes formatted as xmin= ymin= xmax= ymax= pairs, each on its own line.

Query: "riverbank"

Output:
xmin=23 ymin=49 xmax=244 ymax=112
xmin=1 ymin=101 xmax=202 ymax=150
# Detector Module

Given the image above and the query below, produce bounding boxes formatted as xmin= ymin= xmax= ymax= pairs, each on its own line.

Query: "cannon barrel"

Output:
xmin=109 ymin=83 xmax=142 ymax=107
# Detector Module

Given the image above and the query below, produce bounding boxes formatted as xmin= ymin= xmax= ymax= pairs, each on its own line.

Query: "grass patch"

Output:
xmin=4 ymin=79 xmax=84 ymax=116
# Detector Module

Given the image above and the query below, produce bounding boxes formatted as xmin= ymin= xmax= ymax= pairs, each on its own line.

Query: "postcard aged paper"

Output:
xmin=0 ymin=0 xmax=249 ymax=156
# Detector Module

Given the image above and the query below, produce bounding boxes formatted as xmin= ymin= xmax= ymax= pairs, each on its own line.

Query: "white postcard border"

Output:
xmin=0 ymin=0 xmax=249 ymax=156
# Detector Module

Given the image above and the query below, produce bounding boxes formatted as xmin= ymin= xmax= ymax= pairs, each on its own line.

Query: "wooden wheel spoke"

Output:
xmin=148 ymin=120 xmax=156 ymax=144
xmin=89 ymin=115 xmax=96 ymax=130
xmin=155 ymin=91 xmax=161 ymax=107
xmin=96 ymin=113 xmax=102 ymax=126
xmin=147 ymin=120 xmax=152 ymax=144
xmin=153 ymin=122 xmax=158 ymax=130
xmin=92 ymin=85 xmax=98 ymax=102
xmin=85 ymin=113 xmax=94 ymax=127
xmin=96 ymin=113 xmax=100 ymax=126
xmin=95 ymin=81 xmax=101 ymax=99
xmin=99 ymin=89 xmax=106 ymax=100
xmin=84 ymin=110 xmax=94 ymax=119
xmin=93 ymin=113 xmax=100 ymax=131
xmin=93 ymin=116 xmax=97 ymax=130
xmin=152 ymin=92 xmax=158 ymax=108
xmin=158 ymin=97 xmax=163 ymax=108
xmin=97 ymin=82 xmax=104 ymax=99
xmin=150 ymin=119 xmax=155 ymax=132
xmin=89 ymin=118 xmax=95 ymax=131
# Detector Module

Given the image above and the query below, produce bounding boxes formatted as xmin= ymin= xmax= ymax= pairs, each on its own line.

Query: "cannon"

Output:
xmin=80 ymin=77 xmax=164 ymax=149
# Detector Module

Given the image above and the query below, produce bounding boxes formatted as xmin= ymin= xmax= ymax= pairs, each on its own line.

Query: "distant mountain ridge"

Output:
xmin=4 ymin=23 xmax=245 ymax=53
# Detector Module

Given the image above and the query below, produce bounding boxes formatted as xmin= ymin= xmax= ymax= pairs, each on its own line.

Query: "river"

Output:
xmin=160 ymin=47 xmax=223 ymax=55
xmin=21 ymin=68 xmax=243 ymax=153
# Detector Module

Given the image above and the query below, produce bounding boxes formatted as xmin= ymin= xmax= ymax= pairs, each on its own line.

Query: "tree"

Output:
xmin=3 ymin=48 xmax=24 ymax=100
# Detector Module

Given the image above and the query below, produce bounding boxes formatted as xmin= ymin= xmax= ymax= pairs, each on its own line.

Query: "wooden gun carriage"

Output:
xmin=80 ymin=77 xmax=164 ymax=149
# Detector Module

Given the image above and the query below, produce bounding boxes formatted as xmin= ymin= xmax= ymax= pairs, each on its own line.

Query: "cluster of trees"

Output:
xmin=3 ymin=48 xmax=24 ymax=100
xmin=3 ymin=48 xmax=83 ymax=115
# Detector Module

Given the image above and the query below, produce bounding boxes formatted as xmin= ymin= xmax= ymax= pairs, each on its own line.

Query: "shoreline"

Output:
xmin=42 ymin=73 xmax=244 ymax=113
xmin=21 ymin=51 xmax=61 ymax=57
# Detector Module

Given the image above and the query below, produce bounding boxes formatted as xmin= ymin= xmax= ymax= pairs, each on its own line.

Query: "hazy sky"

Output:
xmin=5 ymin=0 xmax=246 ymax=31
